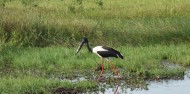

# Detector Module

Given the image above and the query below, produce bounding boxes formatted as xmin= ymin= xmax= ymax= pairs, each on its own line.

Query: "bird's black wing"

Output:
xmin=97 ymin=50 xmax=118 ymax=58
xmin=102 ymin=46 xmax=124 ymax=59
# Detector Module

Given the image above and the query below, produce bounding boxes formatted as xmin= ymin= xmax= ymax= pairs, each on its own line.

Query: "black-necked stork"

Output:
xmin=76 ymin=37 xmax=124 ymax=81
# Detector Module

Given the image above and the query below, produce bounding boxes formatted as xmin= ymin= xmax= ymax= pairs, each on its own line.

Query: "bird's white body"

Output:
xmin=76 ymin=37 xmax=123 ymax=59
xmin=92 ymin=46 xmax=107 ymax=58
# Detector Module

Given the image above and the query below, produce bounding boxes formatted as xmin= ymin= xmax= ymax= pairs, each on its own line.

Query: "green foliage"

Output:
xmin=0 ymin=45 xmax=188 ymax=75
xmin=68 ymin=0 xmax=84 ymax=13
xmin=0 ymin=76 xmax=97 ymax=94
xmin=21 ymin=0 xmax=33 ymax=7
xmin=0 ymin=0 xmax=13 ymax=7
xmin=0 ymin=0 xmax=6 ymax=6
xmin=0 ymin=77 xmax=54 ymax=93
xmin=148 ymin=68 xmax=185 ymax=79
xmin=0 ymin=44 xmax=188 ymax=93
xmin=0 ymin=0 xmax=190 ymax=47
xmin=96 ymin=0 xmax=103 ymax=8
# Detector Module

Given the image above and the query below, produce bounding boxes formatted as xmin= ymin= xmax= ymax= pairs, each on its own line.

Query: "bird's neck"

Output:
xmin=86 ymin=43 xmax=92 ymax=52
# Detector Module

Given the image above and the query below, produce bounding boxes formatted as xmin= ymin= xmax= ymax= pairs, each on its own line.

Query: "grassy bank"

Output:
xmin=0 ymin=0 xmax=190 ymax=47
xmin=1 ymin=44 xmax=189 ymax=72
xmin=0 ymin=76 xmax=97 ymax=94
xmin=0 ymin=44 xmax=188 ymax=93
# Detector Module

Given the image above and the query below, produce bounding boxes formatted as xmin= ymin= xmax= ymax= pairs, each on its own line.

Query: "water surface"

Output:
xmin=99 ymin=70 xmax=190 ymax=94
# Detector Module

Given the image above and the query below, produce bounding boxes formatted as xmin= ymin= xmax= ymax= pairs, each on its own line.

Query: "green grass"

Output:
xmin=0 ymin=0 xmax=190 ymax=93
xmin=0 ymin=0 xmax=190 ymax=47
xmin=0 ymin=76 xmax=60 ymax=94
xmin=0 ymin=76 xmax=97 ymax=94
xmin=0 ymin=44 xmax=188 ymax=76
xmin=0 ymin=44 xmax=188 ymax=93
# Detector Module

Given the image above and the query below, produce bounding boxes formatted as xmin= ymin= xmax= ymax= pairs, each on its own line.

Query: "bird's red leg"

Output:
xmin=109 ymin=61 xmax=120 ymax=80
xmin=97 ymin=63 xmax=104 ymax=82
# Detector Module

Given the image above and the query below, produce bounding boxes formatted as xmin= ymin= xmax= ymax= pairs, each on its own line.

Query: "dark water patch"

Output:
xmin=53 ymin=87 xmax=83 ymax=94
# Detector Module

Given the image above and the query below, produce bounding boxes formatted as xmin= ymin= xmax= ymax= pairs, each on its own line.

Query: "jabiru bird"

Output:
xmin=76 ymin=37 xmax=124 ymax=81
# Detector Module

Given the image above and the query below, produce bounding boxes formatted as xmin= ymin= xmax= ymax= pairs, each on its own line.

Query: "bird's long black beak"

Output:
xmin=76 ymin=41 xmax=84 ymax=54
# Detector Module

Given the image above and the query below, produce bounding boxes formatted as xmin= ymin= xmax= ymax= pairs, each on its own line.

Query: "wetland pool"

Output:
xmin=96 ymin=69 xmax=190 ymax=94
xmin=58 ymin=69 xmax=190 ymax=94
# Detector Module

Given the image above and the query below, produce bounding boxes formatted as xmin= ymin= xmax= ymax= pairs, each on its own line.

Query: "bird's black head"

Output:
xmin=81 ymin=37 xmax=88 ymax=44
xmin=76 ymin=37 xmax=89 ymax=54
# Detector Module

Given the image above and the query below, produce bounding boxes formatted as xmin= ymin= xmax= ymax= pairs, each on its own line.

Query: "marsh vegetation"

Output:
xmin=0 ymin=0 xmax=190 ymax=93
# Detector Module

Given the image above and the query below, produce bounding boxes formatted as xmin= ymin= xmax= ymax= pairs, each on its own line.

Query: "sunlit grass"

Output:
xmin=0 ymin=44 xmax=188 ymax=76
xmin=0 ymin=76 xmax=97 ymax=94
xmin=0 ymin=44 xmax=189 ymax=93
xmin=0 ymin=0 xmax=190 ymax=47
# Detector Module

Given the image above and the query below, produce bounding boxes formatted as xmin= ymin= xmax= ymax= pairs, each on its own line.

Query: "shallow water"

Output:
xmin=54 ymin=65 xmax=190 ymax=94
xmin=97 ymin=69 xmax=190 ymax=94
xmin=60 ymin=70 xmax=190 ymax=94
